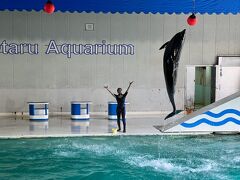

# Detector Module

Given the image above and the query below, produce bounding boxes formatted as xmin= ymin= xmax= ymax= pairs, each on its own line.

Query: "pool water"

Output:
xmin=0 ymin=135 xmax=239 ymax=180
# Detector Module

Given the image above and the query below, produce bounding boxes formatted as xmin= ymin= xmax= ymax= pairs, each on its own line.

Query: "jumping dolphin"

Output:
xmin=159 ymin=29 xmax=186 ymax=120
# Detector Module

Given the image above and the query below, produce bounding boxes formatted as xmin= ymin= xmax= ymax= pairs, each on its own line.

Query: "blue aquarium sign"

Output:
xmin=0 ymin=40 xmax=134 ymax=58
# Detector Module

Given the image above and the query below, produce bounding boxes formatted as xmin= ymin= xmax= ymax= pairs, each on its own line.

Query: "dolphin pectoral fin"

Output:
xmin=164 ymin=110 xmax=182 ymax=120
xmin=159 ymin=41 xmax=169 ymax=50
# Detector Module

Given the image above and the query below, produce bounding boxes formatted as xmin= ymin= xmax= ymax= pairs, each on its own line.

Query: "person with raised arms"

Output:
xmin=104 ymin=81 xmax=134 ymax=133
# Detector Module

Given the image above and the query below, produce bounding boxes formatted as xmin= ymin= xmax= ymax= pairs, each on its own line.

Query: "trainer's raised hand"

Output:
xmin=104 ymin=85 xmax=115 ymax=97
xmin=126 ymin=81 xmax=134 ymax=92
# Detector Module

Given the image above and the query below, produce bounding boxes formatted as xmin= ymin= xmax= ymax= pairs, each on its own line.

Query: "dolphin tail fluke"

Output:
xmin=164 ymin=111 xmax=176 ymax=120
xmin=164 ymin=110 xmax=182 ymax=120
xmin=175 ymin=110 xmax=182 ymax=115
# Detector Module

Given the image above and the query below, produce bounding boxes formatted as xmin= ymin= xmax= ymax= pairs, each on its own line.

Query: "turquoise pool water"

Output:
xmin=0 ymin=135 xmax=239 ymax=180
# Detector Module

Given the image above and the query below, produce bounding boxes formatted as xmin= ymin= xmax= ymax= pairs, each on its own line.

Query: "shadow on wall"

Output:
xmin=5 ymin=98 xmax=16 ymax=113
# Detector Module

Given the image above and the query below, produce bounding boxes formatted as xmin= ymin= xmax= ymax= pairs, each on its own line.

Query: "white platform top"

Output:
xmin=71 ymin=101 xmax=92 ymax=104
xmin=28 ymin=102 xmax=49 ymax=105
xmin=108 ymin=101 xmax=129 ymax=104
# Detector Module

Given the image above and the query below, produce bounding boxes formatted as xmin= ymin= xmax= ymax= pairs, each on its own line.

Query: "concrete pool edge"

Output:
xmin=0 ymin=132 xmax=216 ymax=139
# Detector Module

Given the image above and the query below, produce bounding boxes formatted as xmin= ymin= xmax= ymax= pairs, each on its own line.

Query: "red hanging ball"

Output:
xmin=187 ymin=13 xmax=197 ymax=26
xmin=44 ymin=0 xmax=55 ymax=14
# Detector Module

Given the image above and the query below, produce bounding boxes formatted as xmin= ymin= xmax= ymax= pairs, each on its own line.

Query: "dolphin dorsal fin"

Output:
xmin=159 ymin=41 xmax=169 ymax=50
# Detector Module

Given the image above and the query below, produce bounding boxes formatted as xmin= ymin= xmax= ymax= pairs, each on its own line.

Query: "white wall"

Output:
xmin=0 ymin=11 xmax=240 ymax=113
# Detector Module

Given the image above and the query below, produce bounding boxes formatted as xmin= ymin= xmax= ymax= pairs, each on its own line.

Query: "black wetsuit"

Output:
xmin=114 ymin=92 xmax=128 ymax=131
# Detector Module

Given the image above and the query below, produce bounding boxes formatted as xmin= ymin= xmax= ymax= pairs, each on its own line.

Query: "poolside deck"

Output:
xmin=0 ymin=113 xmax=205 ymax=138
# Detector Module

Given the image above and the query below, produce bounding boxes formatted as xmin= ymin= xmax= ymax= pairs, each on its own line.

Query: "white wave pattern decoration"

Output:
xmin=181 ymin=109 xmax=240 ymax=128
